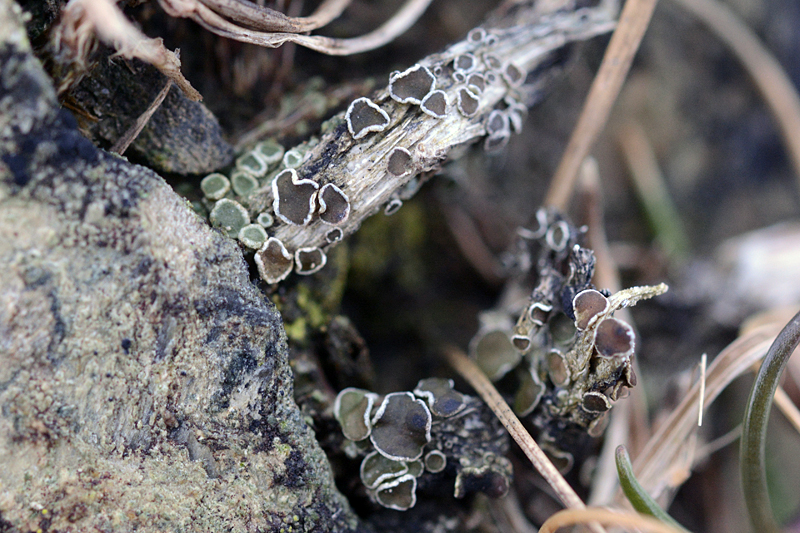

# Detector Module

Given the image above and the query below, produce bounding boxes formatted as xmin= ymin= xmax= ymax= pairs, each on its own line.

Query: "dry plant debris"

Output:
xmin=198 ymin=1 xmax=617 ymax=285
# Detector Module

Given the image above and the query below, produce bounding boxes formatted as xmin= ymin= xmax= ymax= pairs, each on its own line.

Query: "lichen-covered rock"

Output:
xmin=0 ymin=3 xmax=360 ymax=530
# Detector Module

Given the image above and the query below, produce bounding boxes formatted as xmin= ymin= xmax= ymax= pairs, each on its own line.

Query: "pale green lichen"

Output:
xmin=209 ymin=199 xmax=250 ymax=238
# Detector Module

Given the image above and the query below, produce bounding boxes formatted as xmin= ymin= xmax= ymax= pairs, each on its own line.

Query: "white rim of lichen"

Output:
xmin=370 ymin=392 xmax=432 ymax=462
xmin=467 ymin=28 xmax=486 ymax=43
xmin=236 ymin=150 xmax=269 ymax=177
xmin=334 ymin=388 xmax=377 ymax=441
xmin=412 ymin=378 xmax=455 ymax=412
xmin=384 ymin=198 xmax=403 ymax=215
xmin=545 ymin=220 xmax=570 ymax=251
xmin=346 ymin=97 xmax=391 ymax=140
xmin=283 ymin=149 xmax=303 ymax=169
xmin=231 ymin=171 xmax=259 ymax=196
xmin=237 ymin=224 xmax=267 ymax=249
xmin=200 ymin=173 xmax=230 ymax=200
xmin=254 ymin=236 xmax=294 ymax=284
xmin=516 ymin=366 xmax=544 ymax=416
xmin=374 ymin=474 xmax=417 ymax=511
xmin=294 ymin=247 xmax=327 ymax=275
xmin=388 ymin=64 xmax=436 ymax=105
xmin=456 ymin=86 xmax=480 ymax=117
xmin=272 ymin=168 xmax=319 ymax=226
xmin=386 ymin=147 xmax=414 ymax=177
xmin=420 ymin=90 xmax=449 ymax=119
xmin=592 ymin=318 xmax=635 ymax=358
xmin=454 ymin=53 xmax=477 ymax=73
xmin=360 ymin=450 xmax=409 ymax=489
xmin=572 ymin=289 xmax=609 ymax=331
xmin=582 ymin=391 xmax=612 ymax=413
xmin=424 ymin=450 xmax=447 ymax=473
xmin=502 ymin=62 xmax=524 ymax=87
xmin=318 ymin=183 xmax=351 ymax=225
xmin=326 ymin=228 xmax=343 ymax=244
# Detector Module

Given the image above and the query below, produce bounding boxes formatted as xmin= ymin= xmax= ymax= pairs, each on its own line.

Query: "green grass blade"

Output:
xmin=615 ymin=445 xmax=688 ymax=532
xmin=741 ymin=309 xmax=800 ymax=533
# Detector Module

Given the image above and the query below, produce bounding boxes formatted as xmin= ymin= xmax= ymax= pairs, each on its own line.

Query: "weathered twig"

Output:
xmin=240 ymin=2 xmax=617 ymax=283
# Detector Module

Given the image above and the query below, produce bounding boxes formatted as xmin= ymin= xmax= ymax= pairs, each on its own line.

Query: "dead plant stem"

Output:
xmin=544 ymin=0 xmax=659 ymax=210
xmin=442 ymin=346 xmax=607 ymax=533
xmin=111 ymin=80 xmax=172 ymax=155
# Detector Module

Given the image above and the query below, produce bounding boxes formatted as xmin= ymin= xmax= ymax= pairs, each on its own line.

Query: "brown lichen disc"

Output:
xmin=457 ymin=87 xmax=480 ymax=117
xmin=420 ymin=90 xmax=448 ymax=119
xmin=389 ymin=65 xmax=436 ymax=105
xmin=412 ymin=378 xmax=467 ymax=418
xmin=593 ymin=317 xmax=635 ymax=357
xmin=255 ymin=237 xmax=294 ymax=284
xmin=272 ymin=169 xmax=319 ymax=226
xmin=573 ymin=289 xmax=609 ymax=330
xmin=334 ymin=388 xmax=375 ymax=441
xmin=360 ymin=451 xmax=408 ymax=489
xmin=318 ymin=183 xmax=350 ymax=225
xmin=295 ymin=247 xmax=327 ymax=275
xmin=346 ymin=97 xmax=391 ymax=139
xmin=374 ymin=474 xmax=417 ymax=511
xmin=581 ymin=391 xmax=611 ymax=413
xmin=486 ymin=110 xmax=509 ymax=136
xmin=387 ymin=148 xmax=413 ymax=177
xmin=370 ymin=392 xmax=431 ymax=462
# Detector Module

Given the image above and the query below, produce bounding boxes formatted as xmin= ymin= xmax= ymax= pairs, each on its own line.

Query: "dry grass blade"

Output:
xmin=59 ymin=0 xmax=200 ymax=100
xmin=111 ymin=80 xmax=172 ymax=155
xmin=624 ymin=314 xmax=794 ymax=504
xmin=538 ymin=507 xmax=687 ymax=533
xmin=671 ymin=0 xmax=800 ymax=195
xmin=195 ymin=0 xmax=350 ymax=33
xmin=544 ymin=0 xmax=659 ymax=210
xmin=160 ymin=0 xmax=433 ymax=55
xmin=577 ymin=159 xmax=651 ymax=506
xmin=618 ymin=121 xmax=690 ymax=261
xmin=442 ymin=346 xmax=608 ymax=533
xmin=774 ymin=386 xmax=800 ymax=435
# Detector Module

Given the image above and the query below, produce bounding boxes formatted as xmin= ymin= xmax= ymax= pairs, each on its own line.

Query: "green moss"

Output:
xmin=284 ymin=317 xmax=307 ymax=342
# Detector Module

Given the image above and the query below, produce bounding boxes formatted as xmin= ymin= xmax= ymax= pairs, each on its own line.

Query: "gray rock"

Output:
xmin=0 ymin=2 xmax=360 ymax=531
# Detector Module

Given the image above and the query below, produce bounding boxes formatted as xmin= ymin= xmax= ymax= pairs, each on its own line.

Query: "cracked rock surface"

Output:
xmin=0 ymin=2 xmax=359 ymax=530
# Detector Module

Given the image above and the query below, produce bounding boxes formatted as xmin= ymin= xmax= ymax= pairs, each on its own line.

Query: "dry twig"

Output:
xmin=159 ymin=0 xmax=435 ymax=55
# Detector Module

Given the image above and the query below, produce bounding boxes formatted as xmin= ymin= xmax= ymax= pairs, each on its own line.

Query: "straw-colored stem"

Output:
xmin=538 ymin=507 xmax=687 ymax=533
xmin=544 ymin=0 xmax=659 ymax=210
xmin=443 ymin=346 xmax=587 ymax=511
